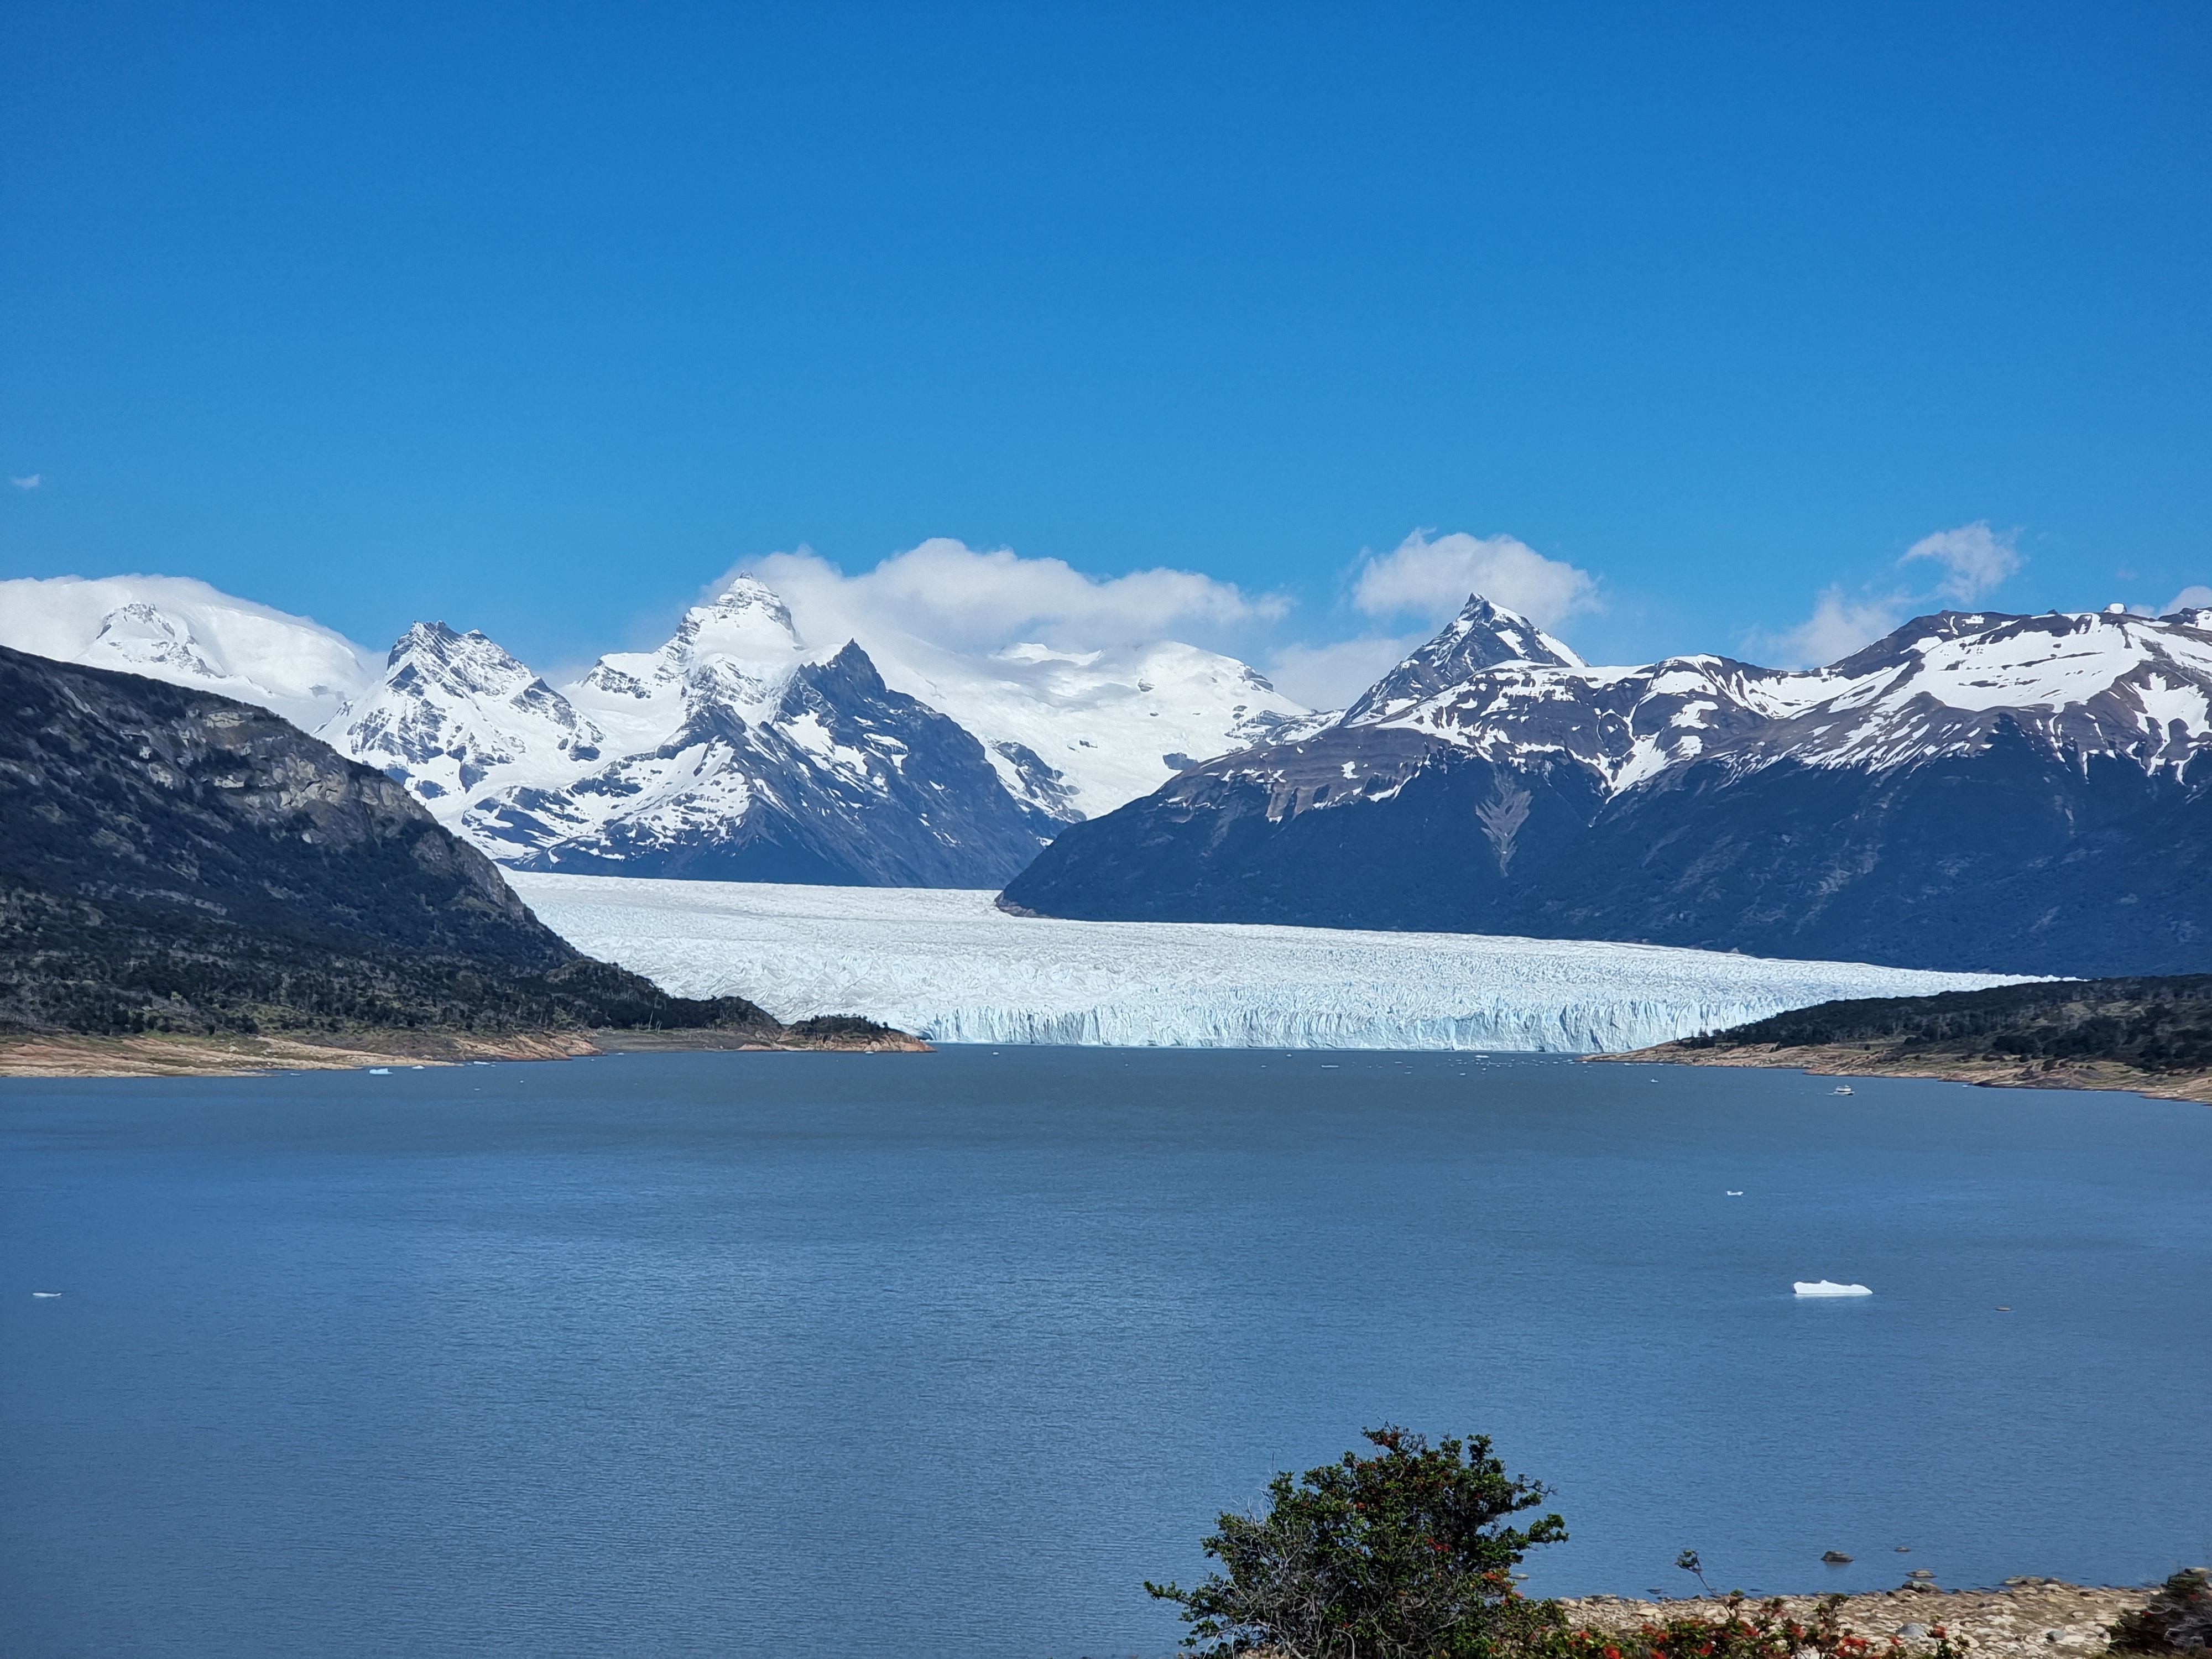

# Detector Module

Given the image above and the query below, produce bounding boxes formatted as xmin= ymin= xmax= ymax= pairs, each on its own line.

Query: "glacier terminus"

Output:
xmin=508 ymin=872 xmax=2027 ymax=1052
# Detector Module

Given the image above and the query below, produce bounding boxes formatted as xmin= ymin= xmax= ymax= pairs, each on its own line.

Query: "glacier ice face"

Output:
xmin=508 ymin=872 xmax=2030 ymax=1051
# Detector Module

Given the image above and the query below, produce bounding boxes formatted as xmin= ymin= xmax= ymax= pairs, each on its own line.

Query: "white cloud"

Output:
xmin=1352 ymin=529 xmax=1599 ymax=628
xmin=1752 ymin=521 xmax=2031 ymax=670
xmin=1263 ymin=633 xmax=1431 ymax=711
xmin=9 ymin=474 xmax=40 ymax=490
xmin=1746 ymin=587 xmax=1913 ymax=670
xmin=1898 ymin=520 xmax=2022 ymax=604
xmin=732 ymin=538 xmax=1288 ymax=657
xmin=2164 ymin=584 xmax=2212 ymax=616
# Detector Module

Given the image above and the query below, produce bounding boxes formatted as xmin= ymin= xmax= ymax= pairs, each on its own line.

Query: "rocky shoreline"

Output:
xmin=1587 ymin=1041 xmax=2212 ymax=1105
xmin=0 ymin=1022 xmax=929 ymax=1078
xmin=1558 ymin=1579 xmax=2152 ymax=1658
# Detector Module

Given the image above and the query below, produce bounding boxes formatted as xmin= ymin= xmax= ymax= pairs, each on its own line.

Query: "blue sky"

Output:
xmin=3 ymin=1 xmax=2207 ymax=700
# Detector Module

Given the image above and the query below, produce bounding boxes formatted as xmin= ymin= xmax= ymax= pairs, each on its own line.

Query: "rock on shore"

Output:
xmin=1558 ymin=1580 xmax=2150 ymax=1658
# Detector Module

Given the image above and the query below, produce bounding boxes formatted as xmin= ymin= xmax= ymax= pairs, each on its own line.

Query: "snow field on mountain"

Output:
xmin=508 ymin=872 xmax=2026 ymax=1051
xmin=0 ymin=573 xmax=377 ymax=728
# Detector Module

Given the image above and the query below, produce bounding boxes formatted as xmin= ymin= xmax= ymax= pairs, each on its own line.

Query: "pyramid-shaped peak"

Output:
xmin=678 ymin=572 xmax=804 ymax=660
xmin=1344 ymin=593 xmax=1584 ymax=722
xmin=1433 ymin=595 xmax=1583 ymax=667
xmin=712 ymin=573 xmax=796 ymax=619
xmin=385 ymin=619 xmax=523 ymax=668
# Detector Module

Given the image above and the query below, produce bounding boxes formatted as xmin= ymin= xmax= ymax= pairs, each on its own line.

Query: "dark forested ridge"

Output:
xmin=1605 ymin=973 xmax=2212 ymax=1099
xmin=0 ymin=645 xmax=856 ymax=1045
xmin=1684 ymin=974 xmax=2212 ymax=1071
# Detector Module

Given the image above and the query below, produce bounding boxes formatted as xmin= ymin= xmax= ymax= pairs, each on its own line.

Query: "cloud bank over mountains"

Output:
xmin=7 ymin=520 xmax=2198 ymax=713
xmin=735 ymin=538 xmax=1288 ymax=658
xmin=721 ymin=529 xmax=1602 ymax=710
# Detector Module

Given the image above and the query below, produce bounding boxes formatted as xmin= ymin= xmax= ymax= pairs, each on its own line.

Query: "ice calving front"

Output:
xmin=509 ymin=874 xmax=2025 ymax=1052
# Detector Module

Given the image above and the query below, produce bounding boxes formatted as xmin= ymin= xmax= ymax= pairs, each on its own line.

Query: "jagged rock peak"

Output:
xmin=1345 ymin=594 xmax=1585 ymax=723
xmin=389 ymin=618 xmax=515 ymax=670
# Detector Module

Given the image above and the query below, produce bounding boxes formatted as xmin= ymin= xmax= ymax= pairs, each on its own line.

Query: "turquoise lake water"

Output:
xmin=4 ymin=1048 xmax=2207 ymax=1657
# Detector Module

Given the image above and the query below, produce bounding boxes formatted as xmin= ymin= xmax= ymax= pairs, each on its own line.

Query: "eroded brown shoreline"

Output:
xmin=0 ymin=1023 xmax=928 ymax=1078
xmin=1587 ymin=1042 xmax=2212 ymax=1105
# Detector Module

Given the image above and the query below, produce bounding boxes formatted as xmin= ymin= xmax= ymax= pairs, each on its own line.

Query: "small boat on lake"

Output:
xmin=1832 ymin=1084 xmax=1854 ymax=1095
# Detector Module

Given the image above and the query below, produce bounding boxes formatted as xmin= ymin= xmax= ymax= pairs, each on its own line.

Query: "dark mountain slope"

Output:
xmin=1494 ymin=738 xmax=2212 ymax=975
xmin=1002 ymin=601 xmax=2212 ymax=977
xmin=491 ymin=643 xmax=1057 ymax=886
xmin=0 ymin=645 xmax=793 ymax=1040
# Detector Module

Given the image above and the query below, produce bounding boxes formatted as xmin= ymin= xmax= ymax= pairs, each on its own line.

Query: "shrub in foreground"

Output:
xmin=2111 ymin=1568 xmax=2212 ymax=1654
xmin=1146 ymin=1425 xmax=1567 ymax=1658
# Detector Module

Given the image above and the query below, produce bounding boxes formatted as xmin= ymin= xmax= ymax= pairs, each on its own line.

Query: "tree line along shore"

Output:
xmin=1594 ymin=975 xmax=2212 ymax=1104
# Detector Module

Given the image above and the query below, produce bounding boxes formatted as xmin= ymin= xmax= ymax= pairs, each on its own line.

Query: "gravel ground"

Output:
xmin=1557 ymin=1579 xmax=2153 ymax=1657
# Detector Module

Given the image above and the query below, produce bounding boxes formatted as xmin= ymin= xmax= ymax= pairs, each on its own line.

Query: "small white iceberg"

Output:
xmin=367 ymin=1067 xmax=392 ymax=1075
xmin=1794 ymin=1280 xmax=1874 ymax=1297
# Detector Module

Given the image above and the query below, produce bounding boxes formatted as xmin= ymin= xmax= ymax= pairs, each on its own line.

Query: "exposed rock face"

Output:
xmin=0 ymin=645 xmax=781 ymax=1038
xmin=1000 ymin=599 xmax=2212 ymax=975
xmin=480 ymin=642 xmax=1061 ymax=886
xmin=1 ymin=570 xmax=1314 ymax=886
xmin=328 ymin=620 xmax=607 ymax=807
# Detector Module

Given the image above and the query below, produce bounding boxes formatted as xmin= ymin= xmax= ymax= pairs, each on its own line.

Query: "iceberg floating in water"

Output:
xmin=509 ymin=873 xmax=2025 ymax=1053
xmin=1794 ymin=1280 xmax=1874 ymax=1297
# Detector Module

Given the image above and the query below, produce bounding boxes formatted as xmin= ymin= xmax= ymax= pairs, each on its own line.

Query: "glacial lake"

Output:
xmin=4 ymin=1048 xmax=2207 ymax=1659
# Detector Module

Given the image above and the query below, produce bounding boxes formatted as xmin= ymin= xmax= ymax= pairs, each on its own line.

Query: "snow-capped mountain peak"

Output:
xmin=1344 ymin=594 xmax=1585 ymax=725
xmin=322 ymin=620 xmax=604 ymax=810
xmin=568 ymin=572 xmax=808 ymax=755
xmin=0 ymin=573 xmax=377 ymax=728
xmin=681 ymin=574 xmax=807 ymax=661
xmin=1741 ymin=606 xmax=2212 ymax=774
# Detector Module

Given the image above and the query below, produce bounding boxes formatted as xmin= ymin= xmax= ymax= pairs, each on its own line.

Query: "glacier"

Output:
xmin=508 ymin=872 xmax=2030 ymax=1051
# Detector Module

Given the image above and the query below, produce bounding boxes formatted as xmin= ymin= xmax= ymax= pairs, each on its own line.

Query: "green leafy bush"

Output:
xmin=1146 ymin=1425 xmax=1567 ymax=1658
xmin=2110 ymin=1568 xmax=2212 ymax=1653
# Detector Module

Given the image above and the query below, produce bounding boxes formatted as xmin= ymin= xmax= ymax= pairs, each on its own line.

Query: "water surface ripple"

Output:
xmin=3 ymin=1050 xmax=2206 ymax=1658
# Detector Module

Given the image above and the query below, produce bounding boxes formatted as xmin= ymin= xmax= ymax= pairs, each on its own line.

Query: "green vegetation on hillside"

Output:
xmin=0 ymin=645 xmax=862 ymax=1046
xmin=1683 ymin=976 xmax=2212 ymax=1076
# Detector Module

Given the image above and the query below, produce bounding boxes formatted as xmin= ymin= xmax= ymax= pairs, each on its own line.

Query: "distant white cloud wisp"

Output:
xmin=717 ymin=531 xmax=1600 ymax=712
xmin=9 ymin=474 xmax=40 ymax=490
xmin=2165 ymin=584 xmax=2212 ymax=615
xmin=1261 ymin=633 xmax=1432 ymax=711
xmin=1898 ymin=520 xmax=2022 ymax=604
xmin=1352 ymin=529 xmax=1599 ymax=628
xmin=1754 ymin=520 xmax=2028 ymax=669
xmin=732 ymin=538 xmax=1288 ymax=658
xmin=1752 ymin=587 xmax=1913 ymax=669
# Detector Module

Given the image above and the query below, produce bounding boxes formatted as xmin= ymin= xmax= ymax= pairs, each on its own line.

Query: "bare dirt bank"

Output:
xmin=1559 ymin=1579 xmax=2152 ymax=1658
xmin=0 ymin=1023 xmax=928 ymax=1078
xmin=1586 ymin=1041 xmax=2212 ymax=1105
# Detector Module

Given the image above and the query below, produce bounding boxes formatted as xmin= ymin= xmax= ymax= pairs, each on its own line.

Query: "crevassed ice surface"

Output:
xmin=509 ymin=873 xmax=2028 ymax=1051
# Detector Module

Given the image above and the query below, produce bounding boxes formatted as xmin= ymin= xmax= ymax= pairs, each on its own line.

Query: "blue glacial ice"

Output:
xmin=508 ymin=874 xmax=2030 ymax=1053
